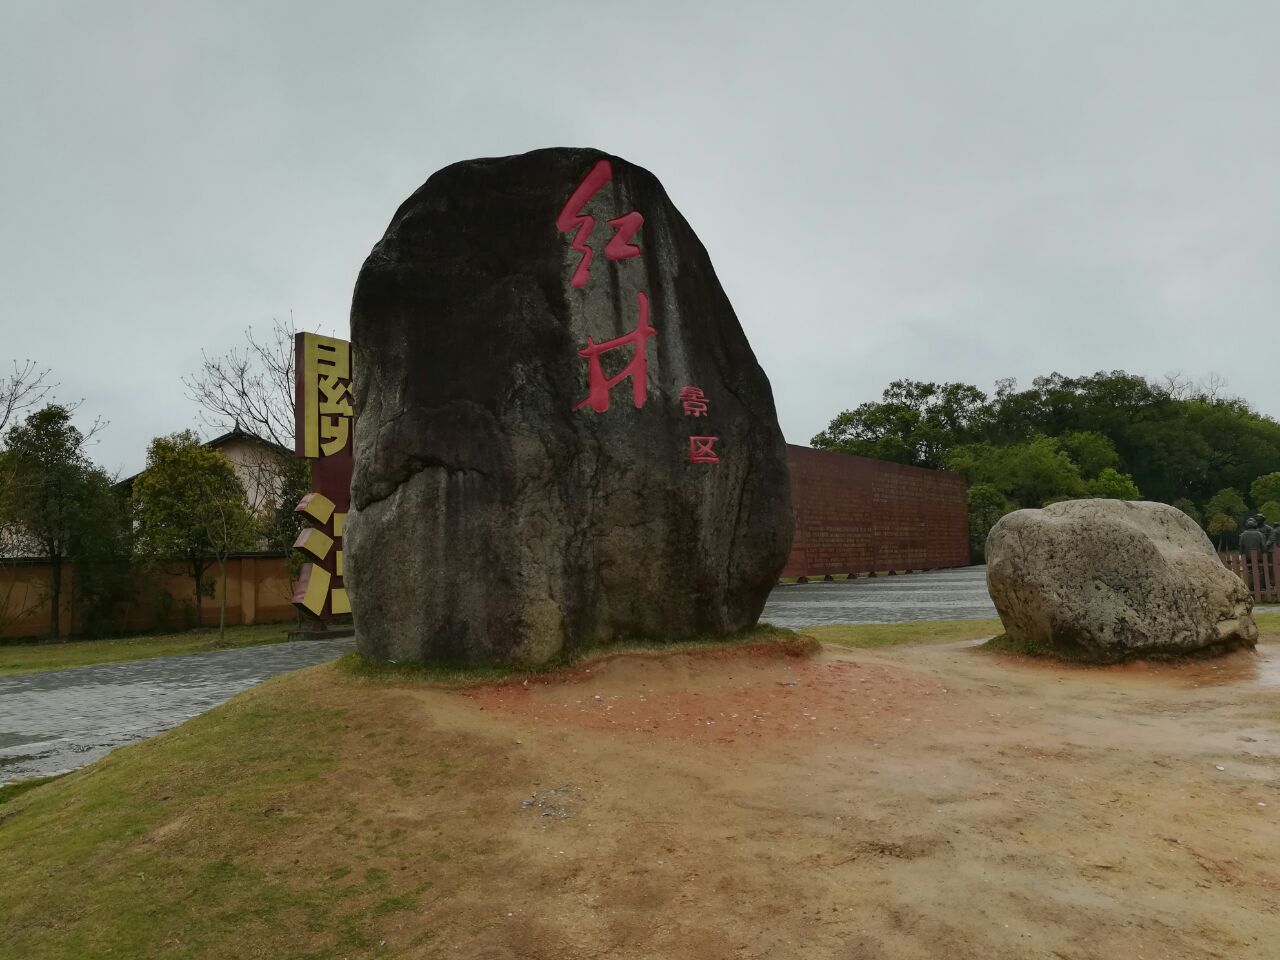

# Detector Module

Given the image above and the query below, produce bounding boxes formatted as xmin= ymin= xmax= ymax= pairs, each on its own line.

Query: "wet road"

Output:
xmin=0 ymin=638 xmax=352 ymax=785
xmin=761 ymin=565 xmax=997 ymax=628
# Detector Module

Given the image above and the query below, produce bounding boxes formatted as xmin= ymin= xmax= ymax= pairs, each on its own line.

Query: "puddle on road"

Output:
xmin=971 ymin=639 xmax=1280 ymax=689
xmin=1164 ymin=646 xmax=1280 ymax=689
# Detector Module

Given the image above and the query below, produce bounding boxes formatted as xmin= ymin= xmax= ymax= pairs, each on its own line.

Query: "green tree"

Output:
xmin=256 ymin=455 xmax=311 ymax=625
xmin=946 ymin=437 xmax=1086 ymax=508
xmin=1204 ymin=488 xmax=1249 ymax=526
xmin=0 ymin=405 xmax=124 ymax=638
xmin=1251 ymin=473 xmax=1280 ymax=510
xmin=1003 ymin=438 xmax=1088 ymax=506
xmin=817 ymin=370 xmax=1280 ymax=522
xmin=966 ymin=483 xmax=1015 ymax=562
xmin=1056 ymin=431 xmax=1121 ymax=479
xmin=811 ymin=380 xmax=989 ymax=469
xmin=68 ymin=470 xmax=133 ymax=637
xmin=940 ymin=442 xmax=1001 ymax=487
xmin=256 ymin=455 xmax=310 ymax=555
xmin=1087 ymin=467 xmax=1142 ymax=500
xmin=1203 ymin=488 xmax=1249 ymax=550
xmin=1207 ymin=513 xmax=1237 ymax=551
xmin=1258 ymin=501 xmax=1280 ymax=525
xmin=132 ymin=431 xmax=256 ymax=638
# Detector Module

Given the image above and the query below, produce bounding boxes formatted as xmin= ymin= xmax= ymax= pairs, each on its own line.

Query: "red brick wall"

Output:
xmin=783 ymin=445 xmax=970 ymax=578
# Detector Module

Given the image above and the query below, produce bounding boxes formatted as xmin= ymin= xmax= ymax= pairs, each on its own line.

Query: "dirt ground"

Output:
xmin=321 ymin=635 xmax=1280 ymax=960
xmin=10 ymin=631 xmax=1277 ymax=960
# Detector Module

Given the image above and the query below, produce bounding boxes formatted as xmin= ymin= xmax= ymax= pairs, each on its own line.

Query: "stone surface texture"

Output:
xmin=346 ymin=148 xmax=793 ymax=666
xmin=986 ymin=499 xmax=1257 ymax=661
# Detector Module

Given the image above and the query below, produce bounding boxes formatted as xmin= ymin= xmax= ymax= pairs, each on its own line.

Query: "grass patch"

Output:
xmin=0 ymin=622 xmax=296 ymax=676
xmin=0 ymin=774 xmax=66 ymax=806
xmin=978 ymin=632 xmax=1096 ymax=662
xmin=337 ymin=623 xmax=805 ymax=686
xmin=0 ymin=668 xmax=462 ymax=959
xmin=809 ymin=619 xmax=1002 ymax=650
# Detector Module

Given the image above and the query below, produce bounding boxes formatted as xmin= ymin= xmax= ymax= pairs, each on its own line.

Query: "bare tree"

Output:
xmin=1160 ymin=371 xmax=1195 ymax=401
xmin=0 ymin=361 xmax=54 ymax=437
xmin=1199 ymin=371 xmax=1227 ymax=402
xmin=183 ymin=317 xmax=299 ymax=448
xmin=1161 ymin=370 xmax=1228 ymax=403
xmin=181 ymin=319 xmax=314 ymax=611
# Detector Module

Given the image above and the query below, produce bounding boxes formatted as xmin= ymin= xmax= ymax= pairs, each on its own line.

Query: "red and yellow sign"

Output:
xmin=292 ymin=333 xmax=353 ymax=619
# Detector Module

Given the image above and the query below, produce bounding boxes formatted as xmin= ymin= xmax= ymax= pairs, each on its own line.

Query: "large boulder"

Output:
xmin=986 ymin=499 xmax=1257 ymax=661
xmin=346 ymin=148 xmax=793 ymax=666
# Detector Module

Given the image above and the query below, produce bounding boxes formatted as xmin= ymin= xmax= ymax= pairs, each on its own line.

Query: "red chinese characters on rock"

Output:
xmin=557 ymin=159 xmax=644 ymax=289
xmin=680 ymin=386 xmax=708 ymax=417
xmin=681 ymin=386 xmax=719 ymax=464
xmin=572 ymin=292 xmax=656 ymax=413
xmin=689 ymin=436 xmax=720 ymax=464
xmin=558 ymin=161 xmax=722 ymax=466
xmin=560 ymin=158 xmax=655 ymax=415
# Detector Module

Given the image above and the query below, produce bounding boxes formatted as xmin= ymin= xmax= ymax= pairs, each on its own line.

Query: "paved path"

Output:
xmin=0 ymin=638 xmax=352 ymax=786
xmin=760 ymin=565 xmax=997 ymax=629
xmin=2 ymin=568 xmax=997 ymax=785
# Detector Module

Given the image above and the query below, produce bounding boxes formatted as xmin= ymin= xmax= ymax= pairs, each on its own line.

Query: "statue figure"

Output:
xmin=1240 ymin=517 xmax=1266 ymax=557
xmin=1240 ymin=518 xmax=1271 ymax=596
xmin=1255 ymin=514 xmax=1274 ymax=549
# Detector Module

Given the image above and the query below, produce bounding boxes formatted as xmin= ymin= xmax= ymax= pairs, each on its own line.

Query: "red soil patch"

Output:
xmin=459 ymin=646 xmax=955 ymax=746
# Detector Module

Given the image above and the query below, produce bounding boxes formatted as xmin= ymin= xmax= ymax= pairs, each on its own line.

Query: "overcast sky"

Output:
xmin=3 ymin=1 xmax=1277 ymax=476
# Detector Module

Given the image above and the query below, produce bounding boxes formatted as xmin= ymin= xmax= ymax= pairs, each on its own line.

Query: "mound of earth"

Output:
xmin=3 ymin=628 xmax=1279 ymax=959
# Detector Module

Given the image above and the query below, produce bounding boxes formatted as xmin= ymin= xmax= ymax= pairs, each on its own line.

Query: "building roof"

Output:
xmin=202 ymin=425 xmax=293 ymax=458
xmin=114 ymin=425 xmax=292 ymax=495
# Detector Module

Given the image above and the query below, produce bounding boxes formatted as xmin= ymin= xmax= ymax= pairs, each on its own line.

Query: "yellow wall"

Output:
xmin=0 ymin=555 xmax=297 ymax=639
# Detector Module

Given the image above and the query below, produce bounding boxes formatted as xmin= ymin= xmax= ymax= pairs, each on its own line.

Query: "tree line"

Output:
xmin=0 ymin=342 xmax=307 ymax=641
xmin=810 ymin=372 xmax=1280 ymax=559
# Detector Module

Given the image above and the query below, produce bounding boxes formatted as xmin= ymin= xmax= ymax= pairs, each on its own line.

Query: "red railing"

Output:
xmin=1220 ymin=549 xmax=1280 ymax=604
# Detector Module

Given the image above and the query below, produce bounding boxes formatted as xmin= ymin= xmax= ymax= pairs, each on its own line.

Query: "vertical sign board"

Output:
xmin=292 ymin=333 xmax=354 ymax=620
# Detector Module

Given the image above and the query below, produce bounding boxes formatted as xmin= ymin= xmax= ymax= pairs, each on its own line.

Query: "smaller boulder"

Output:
xmin=985 ymin=499 xmax=1257 ymax=662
